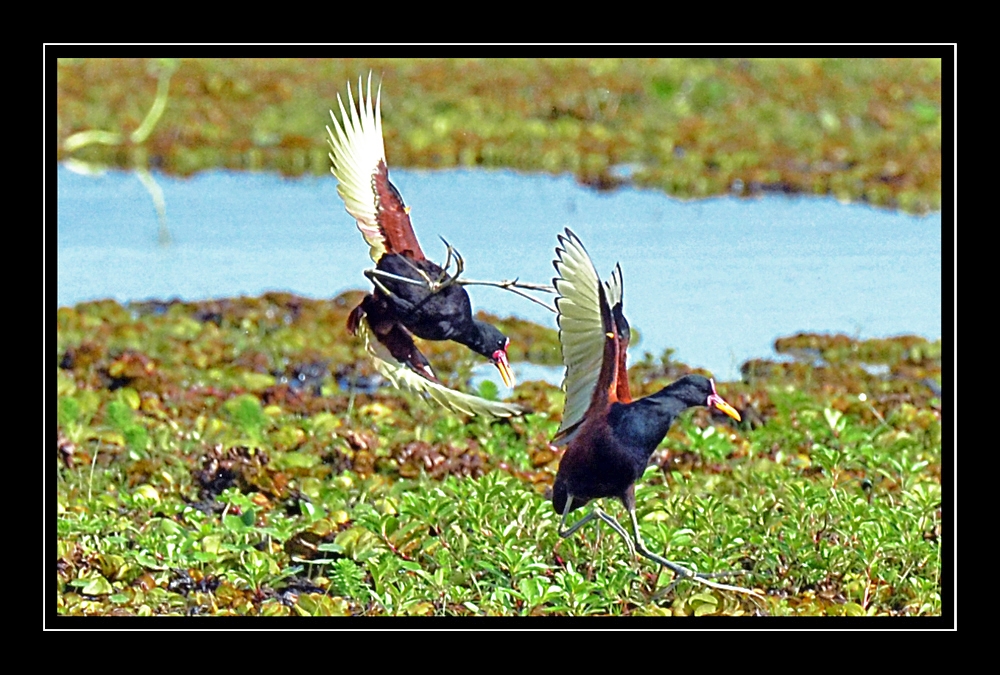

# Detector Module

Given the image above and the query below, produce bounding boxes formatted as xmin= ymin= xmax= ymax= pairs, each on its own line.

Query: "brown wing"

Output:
xmin=608 ymin=264 xmax=631 ymax=404
xmin=613 ymin=312 xmax=631 ymax=403
xmin=350 ymin=292 xmax=436 ymax=380
xmin=327 ymin=73 xmax=425 ymax=262
xmin=373 ymin=160 xmax=424 ymax=260
xmin=590 ymin=282 xmax=621 ymax=412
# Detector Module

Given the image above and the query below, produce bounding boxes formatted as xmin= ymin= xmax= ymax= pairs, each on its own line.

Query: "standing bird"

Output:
xmin=551 ymin=228 xmax=757 ymax=595
xmin=328 ymin=74 xmax=520 ymax=418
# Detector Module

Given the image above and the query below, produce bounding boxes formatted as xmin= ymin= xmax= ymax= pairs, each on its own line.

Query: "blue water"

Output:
xmin=56 ymin=165 xmax=942 ymax=381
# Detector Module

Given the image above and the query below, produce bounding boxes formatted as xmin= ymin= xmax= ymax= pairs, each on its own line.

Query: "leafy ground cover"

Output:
xmin=55 ymin=56 xmax=944 ymax=618
xmin=56 ymin=294 xmax=942 ymax=616
xmin=56 ymin=57 xmax=942 ymax=213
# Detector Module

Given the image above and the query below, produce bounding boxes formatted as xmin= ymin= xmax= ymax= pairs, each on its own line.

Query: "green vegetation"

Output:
xmin=56 ymin=294 xmax=942 ymax=616
xmin=57 ymin=58 xmax=942 ymax=213
xmin=55 ymin=57 xmax=944 ymax=617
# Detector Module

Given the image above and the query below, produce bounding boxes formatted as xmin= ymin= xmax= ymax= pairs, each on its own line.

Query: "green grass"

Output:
xmin=55 ymin=57 xmax=944 ymax=617
xmin=56 ymin=295 xmax=942 ymax=616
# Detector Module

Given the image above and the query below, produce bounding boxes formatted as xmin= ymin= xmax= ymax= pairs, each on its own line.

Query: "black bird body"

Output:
xmin=375 ymin=254 xmax=471 ymax=342
xmin=552 ymin=418 xmax=643 ymax=516
xmin=553 ymin=375 xmax=732 ymax=515
xmin=373 ymin=254 xmax=503 ymax=351
xmin=550 ymin=229 xmax=756 ymax=597
xmin=328 ymin=75 xmax=515 ymax=401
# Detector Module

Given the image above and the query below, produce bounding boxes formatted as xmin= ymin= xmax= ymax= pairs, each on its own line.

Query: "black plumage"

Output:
xmin=329 ymin=76 xmax=514 ymax=390
xmin=551 ymin=229 xmax=757 ymax=597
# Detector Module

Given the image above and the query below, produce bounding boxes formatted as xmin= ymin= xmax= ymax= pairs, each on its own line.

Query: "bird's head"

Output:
xmin=474 ymin=322 xmax=514 ymax=389
xmin=491 ymin=336 xmax=515 ymax=389
xmin=674 ymin=375 xmax=742 ymax=421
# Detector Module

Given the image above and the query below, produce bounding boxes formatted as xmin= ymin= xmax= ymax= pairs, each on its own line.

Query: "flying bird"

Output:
xmin=551 ymin=228 xmax=757 ymax=595
xmin=327 ymin=74 xmax=521 ymax=418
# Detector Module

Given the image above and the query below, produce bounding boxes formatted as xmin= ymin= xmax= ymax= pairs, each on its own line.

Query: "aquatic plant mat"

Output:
xmin=57 ymin=58 xmax=941 ymax=213
xmin=56 ymin=293 xmax=942 ymax=616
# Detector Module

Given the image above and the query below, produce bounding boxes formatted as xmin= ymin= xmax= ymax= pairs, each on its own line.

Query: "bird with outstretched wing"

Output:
xmin=327 ymin=74 xmax=522 ymax=418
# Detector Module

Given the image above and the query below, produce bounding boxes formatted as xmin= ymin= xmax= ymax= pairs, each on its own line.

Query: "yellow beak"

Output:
xmin=493 ymin=349 xmax=515 ymax=389
xmin=712 ymin=398 xmax=741 ymax=422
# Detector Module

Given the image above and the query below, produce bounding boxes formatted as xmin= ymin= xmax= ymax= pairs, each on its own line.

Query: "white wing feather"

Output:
xmin=605 ymin=263 xmax=623 ymax=313
xmin=553 ymin=229 xmax=609 ymax=441
xmin=357 ymin=322 xmax=524 ymax=419
xmin=327 ymin=73 xmax=387 ymax=262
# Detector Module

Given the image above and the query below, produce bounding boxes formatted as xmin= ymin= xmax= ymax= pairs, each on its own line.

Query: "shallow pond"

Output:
xmin=57 ymin=165 xmax=941 ymax=381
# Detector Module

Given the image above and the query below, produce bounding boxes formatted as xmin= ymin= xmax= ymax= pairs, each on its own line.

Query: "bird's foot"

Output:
xmin=430 ymin=238 xmax=465 ymax=292
xmin=593 ymin=506 xmax=637 ymax=560
xmin=391 ymin=254 xmax=441 ymax=291
xmin=651 ymin=565 xmax=760 ymax=602
xmin=627 ymin=510 xmax=762 ymax=600
xmin=637 ymin=545 xmax=761 ymax=599
xmin=456 ymin=276 xmax=557 ymax=313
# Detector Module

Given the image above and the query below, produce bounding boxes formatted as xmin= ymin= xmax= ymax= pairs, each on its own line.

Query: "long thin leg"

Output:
xmin=394 ymin=254 xmax=438 ymax=288
xmin=458 ymin=278 xmax=557 ymax=312
xmin=366 ymin=265 xmax=557 ymax=314
xmin=593 ymin=506 xmax=636 ymax=560
xmin=368 ymin=243 xmax=465 ymax=295
xmin=460 ymin=278 xmax=555 ymax=293
xmin=366 ymin=268 xmax=434 ymax=290
xmin=364 ymin=270 xmax=417 ymax=312
xmin=558 ymin=496 xmax=593 ymax=537
xmin=367 ymin=260 xmax=556 ymax=312
xmin=559 ymin=497 xmax=761 ymax=598
xmin=455 ymin=279 xmax=556 ymax=314
xmin=628 ymin=510 xmax=761 ymax=598
xmin=558 ymin=498 xmax=636 ymax=562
